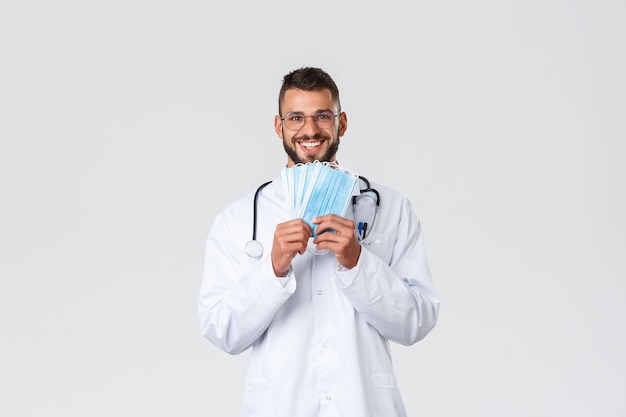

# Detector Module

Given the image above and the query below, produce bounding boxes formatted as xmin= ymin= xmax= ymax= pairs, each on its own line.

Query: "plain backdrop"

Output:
xmin=1 ymin=1 xmax=625 ymax=416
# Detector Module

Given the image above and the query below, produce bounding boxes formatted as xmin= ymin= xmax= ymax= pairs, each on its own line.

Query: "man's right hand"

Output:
xmin=271 ymin=219 xmax=312 ymax=277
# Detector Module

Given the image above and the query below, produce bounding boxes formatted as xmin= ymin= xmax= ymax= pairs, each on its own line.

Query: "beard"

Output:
xmin=283 ymin=129 xmax=340 ymax=165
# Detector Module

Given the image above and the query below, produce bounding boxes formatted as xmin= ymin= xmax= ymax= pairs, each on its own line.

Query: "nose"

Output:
xmin=299 ymin=115 xmax=322 ymax=136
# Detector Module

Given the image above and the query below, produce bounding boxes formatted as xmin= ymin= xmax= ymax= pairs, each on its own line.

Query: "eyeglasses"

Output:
xmin=280 ymin=110 xmax=339 ymax=131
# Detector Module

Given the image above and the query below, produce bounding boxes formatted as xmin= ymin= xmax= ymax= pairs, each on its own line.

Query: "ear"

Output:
xmin=338 ymin=112 xmax=348 ymax=137
xmin=274 ymin=115 xmax=284 ymax=139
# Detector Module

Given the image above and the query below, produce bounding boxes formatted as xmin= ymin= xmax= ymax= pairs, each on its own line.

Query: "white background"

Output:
xmin=1 ymin=1 xmax=625 ymax=416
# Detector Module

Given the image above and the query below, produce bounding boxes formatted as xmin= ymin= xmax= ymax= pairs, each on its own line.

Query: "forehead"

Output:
xmin=282 ymin=88 xmax=337 ymax=113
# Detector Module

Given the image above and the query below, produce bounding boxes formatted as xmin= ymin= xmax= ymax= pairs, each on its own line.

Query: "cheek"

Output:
xmin=283 ymin=130 xmax=295 ymax=142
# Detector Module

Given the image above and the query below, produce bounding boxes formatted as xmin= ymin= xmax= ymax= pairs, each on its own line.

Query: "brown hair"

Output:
xmin=278 ymin=67 xmax=341 ymax=115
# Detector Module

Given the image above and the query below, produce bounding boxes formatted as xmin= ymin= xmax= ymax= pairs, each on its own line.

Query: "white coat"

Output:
xmin=198 ymin=175 xmax=440 ymax=417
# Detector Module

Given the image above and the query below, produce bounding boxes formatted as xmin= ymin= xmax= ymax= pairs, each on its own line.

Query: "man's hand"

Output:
xmin=312 ymin=214 xmax=361 ymax=269
xmin=271 ymin=219 xmax=312 ymax=277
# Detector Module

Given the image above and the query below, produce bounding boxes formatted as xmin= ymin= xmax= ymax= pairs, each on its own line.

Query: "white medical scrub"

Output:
xmin=198 ymin=175 xmax=440 ymax=417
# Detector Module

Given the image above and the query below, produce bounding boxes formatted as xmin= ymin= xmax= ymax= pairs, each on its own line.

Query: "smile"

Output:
xmin=299 ymin=140 xmax=322 ymax=150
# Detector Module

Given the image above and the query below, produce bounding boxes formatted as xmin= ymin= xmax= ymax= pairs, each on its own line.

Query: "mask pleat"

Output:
xmin=282 ymin=161 xmax=358 ymax=236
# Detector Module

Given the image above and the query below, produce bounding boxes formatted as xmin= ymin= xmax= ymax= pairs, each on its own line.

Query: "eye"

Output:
xmin=286 ymin=113 xmax=303 ymax=122
xmin=316 ymin=111 xmax=334 ymax=120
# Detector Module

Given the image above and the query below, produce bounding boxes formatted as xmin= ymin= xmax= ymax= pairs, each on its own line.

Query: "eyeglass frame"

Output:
xmin=279 ymin=110 xmax=340 ymax=131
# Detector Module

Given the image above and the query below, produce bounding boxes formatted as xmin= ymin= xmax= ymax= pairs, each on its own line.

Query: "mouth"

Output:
xmin=298 ymin=140 xmax=324 ymax=153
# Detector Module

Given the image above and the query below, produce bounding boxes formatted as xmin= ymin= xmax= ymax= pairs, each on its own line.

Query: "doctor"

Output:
xmin=198 ymin=67 xmax=440 ymax=417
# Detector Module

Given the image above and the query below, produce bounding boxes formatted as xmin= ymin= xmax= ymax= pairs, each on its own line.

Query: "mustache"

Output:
xmin=293 ymin=133 xmax=330 ymax=142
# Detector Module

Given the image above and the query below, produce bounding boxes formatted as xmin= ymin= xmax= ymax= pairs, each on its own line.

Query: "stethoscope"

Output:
xmin=245 ymin=176 xmax=380 ymax=258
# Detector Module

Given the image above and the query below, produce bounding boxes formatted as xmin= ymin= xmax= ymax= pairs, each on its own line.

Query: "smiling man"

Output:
xmin=275 ymin=71 xmax=345 ymax=166
xmin=198 ymin=67 xmax=440 ymax=417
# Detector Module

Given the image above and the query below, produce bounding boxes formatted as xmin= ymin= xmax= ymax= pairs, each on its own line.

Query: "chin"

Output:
xmin=303 ymin=154 xmax=322 ymax=162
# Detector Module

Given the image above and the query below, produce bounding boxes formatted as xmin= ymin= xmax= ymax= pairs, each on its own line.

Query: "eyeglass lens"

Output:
xmin=283 ymin=111 xmax=336 ymax=130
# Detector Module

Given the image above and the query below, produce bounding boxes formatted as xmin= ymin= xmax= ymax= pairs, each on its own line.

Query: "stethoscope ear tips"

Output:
xmin=246 ymin=240 xmax=264 ymax=258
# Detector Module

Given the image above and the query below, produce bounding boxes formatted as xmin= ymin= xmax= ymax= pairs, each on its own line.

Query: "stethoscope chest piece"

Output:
xmin=246 ymin=240 xmax=263 ymax=258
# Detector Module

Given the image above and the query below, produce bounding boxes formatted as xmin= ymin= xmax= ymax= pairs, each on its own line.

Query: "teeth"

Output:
xmin=301 ymin=141 xmax=321 ymax=149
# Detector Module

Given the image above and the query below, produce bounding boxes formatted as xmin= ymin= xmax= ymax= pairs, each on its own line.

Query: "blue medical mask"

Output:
xmin=282 ymin=161 xmax=358 ymax=236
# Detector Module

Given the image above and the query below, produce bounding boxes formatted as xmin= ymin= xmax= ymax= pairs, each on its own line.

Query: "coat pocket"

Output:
xmin=368 ymin=373 xmax=407 ymax=417
xmin=361 ymin=232 xmax=392 ymax=261
xmin=240 ymin=378 xmax=272 ymax=417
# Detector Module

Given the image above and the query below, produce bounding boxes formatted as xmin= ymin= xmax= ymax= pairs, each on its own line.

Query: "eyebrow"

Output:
xmin=285 ymin=109 xmax=334 ymax=115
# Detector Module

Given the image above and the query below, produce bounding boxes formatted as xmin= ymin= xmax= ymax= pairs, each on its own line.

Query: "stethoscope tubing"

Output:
xmin=252 ymin=180 xmax=272 ymax=242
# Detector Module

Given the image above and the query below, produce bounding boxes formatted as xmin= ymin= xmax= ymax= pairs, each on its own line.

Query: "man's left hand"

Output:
xmin=312 ymin=214 xmax=361 ymax=269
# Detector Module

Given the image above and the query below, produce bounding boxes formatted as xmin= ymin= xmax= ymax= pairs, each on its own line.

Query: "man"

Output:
xmin=198 ymin=67 xmax=440 ymax=417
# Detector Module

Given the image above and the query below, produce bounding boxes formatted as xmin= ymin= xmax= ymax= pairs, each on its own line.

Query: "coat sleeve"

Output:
xmin=335 ymin=197 xmax=440 ymax=345
xmin=197 ymin=208 xmax=296 ymax=355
